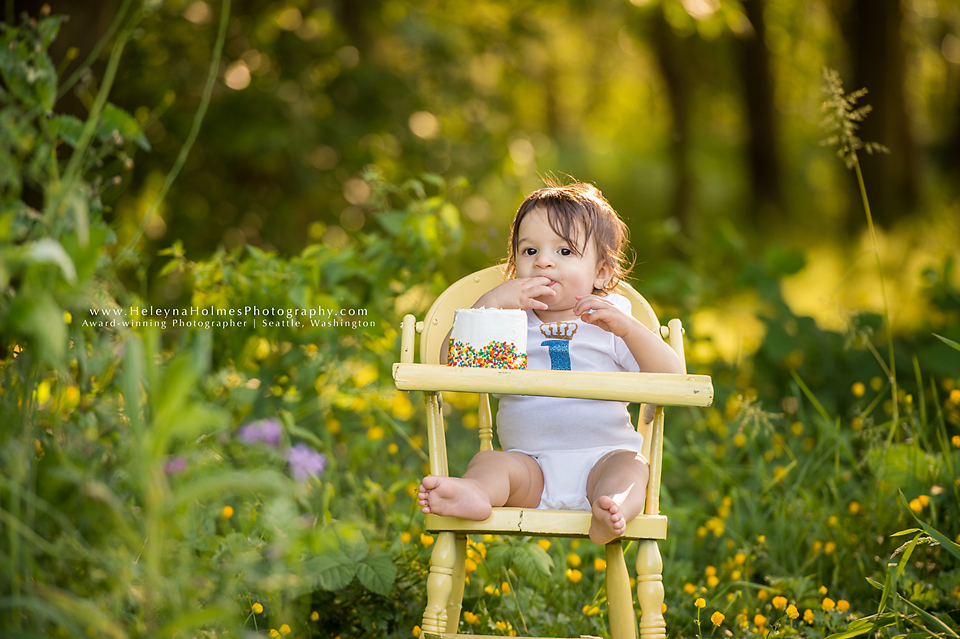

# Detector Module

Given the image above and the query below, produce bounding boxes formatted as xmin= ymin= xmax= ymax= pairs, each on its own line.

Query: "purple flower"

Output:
xmin=237 ymin=418 xmax=283 ymax=448
xmin=285 ymin=443 xmax=327 ymax=482
xmin=164 ymin=456 xmax=187 ymax=476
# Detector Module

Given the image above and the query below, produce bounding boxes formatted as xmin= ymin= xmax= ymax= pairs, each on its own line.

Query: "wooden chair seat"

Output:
xmin=395 ymin=266 xmax=713 ymax=639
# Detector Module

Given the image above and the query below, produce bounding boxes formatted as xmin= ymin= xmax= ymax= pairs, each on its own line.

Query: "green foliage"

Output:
xmin=3 ymin=4 xmax=960 ymax=639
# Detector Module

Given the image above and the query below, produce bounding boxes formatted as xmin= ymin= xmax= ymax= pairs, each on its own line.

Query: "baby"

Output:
xmin=418 ymin=181 xmax=683 ymax=544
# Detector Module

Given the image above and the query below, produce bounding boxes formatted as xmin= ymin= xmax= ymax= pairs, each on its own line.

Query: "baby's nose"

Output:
xmin=534 ymin=253 xmax=554 ymax=268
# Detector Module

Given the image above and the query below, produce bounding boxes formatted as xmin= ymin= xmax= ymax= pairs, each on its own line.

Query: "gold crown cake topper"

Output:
xmin=539 ymin=322 xmax=577 ymax=340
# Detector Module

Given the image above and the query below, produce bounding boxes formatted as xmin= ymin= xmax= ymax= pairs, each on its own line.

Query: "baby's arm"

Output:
xmin=574 ymin=295 xmax=683 ymax=423
xmin=473 ymin=276 xmax=555 ymax=311
xmin=440 ymin=277 xmax=555 ymax=364
xmin=574 ymin=295 xmax=683 ymax=374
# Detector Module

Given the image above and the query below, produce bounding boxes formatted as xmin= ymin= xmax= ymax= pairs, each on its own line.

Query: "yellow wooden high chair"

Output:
xmin=393 ymin=266 xmax=713 ymax=639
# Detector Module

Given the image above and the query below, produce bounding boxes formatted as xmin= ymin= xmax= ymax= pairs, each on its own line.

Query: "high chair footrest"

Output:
xmin=425 ymin=508 xmax=667 ymax=540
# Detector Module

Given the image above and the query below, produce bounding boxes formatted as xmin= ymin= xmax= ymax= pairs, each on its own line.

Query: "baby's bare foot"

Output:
xmin=589 ymin=494 xmax=626 ymax=545
xmin=418 ymin=475 xmax=493 ymax=521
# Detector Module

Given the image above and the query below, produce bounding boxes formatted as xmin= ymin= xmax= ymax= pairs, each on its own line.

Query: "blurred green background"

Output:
xmin=22 ymin=0 xmax=960 ymax=344
xmin=5 ymin=1 xmax=960 ymax=637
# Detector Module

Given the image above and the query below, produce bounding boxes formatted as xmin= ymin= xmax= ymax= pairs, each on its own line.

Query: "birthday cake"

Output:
xmin=447 ymin=308 xmax=527 ymax=369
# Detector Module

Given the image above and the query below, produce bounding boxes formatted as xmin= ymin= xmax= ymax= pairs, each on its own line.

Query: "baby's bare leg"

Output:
xmin=418 ymin=450 xmax=543 ymax=520
xmin=585 ymin=450 xmax=650 ymax=545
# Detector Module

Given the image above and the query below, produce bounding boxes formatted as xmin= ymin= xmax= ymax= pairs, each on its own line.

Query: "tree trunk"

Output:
xmin=738 ymin=0 xmax=783 ymax=228
xmin=843 ymin=0 xmax=919 ymax=229
xmin=651 ymin=11 xmax=693 ymax=239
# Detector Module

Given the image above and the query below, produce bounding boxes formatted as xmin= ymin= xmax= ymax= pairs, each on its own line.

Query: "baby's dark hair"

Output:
xmin=505 ymin=180 xmax=633 ymax=292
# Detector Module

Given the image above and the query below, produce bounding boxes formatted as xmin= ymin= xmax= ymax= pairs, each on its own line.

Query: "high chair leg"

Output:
xmin=605 ymin=541 xmax=638 ymax=639
xmin=636 ymin=539 xmax=666 ymax=639
xmin=445 ymin=535 xmax=467 ymax=632
xmin=422 ymin=531 xmax=457 ymax=635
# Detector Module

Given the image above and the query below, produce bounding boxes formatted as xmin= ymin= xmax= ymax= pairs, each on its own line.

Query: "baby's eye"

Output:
xmin=521 ymin=247 xmax=537 ymax=256
xmin=558 ymin=248 xmax=572 ymax=256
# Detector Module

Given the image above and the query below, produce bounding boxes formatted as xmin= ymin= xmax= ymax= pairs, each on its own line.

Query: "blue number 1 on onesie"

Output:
xmin=541 ymin=340 xmax=571 ymax=371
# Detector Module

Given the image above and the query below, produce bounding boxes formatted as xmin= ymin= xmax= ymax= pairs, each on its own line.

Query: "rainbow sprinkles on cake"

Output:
xmin=447 ymin=308 xmax=528 ymax=369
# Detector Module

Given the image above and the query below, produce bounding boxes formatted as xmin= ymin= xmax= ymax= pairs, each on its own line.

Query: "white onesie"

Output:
xmin=495 ymin=294 xmax=645 ymax=511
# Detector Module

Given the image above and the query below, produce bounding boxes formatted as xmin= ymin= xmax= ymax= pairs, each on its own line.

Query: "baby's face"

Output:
xmin=514 ymin=207 xmax=610 ymax=318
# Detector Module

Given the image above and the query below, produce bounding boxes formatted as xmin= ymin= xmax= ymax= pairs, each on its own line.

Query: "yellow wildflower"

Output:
xmin=952 ymin=435 xmax=960 ymax=448
xmin=734 ymin=552 xmax=746 ymax=565
xmin=310 ymin=611 xmax=319 ymax=621
xmin=757 ymin=589 xmax=769 ymax=601
xmin=662 ymin=603 xmax=667 ymax=614
xmin=848 ymin=501 xmax=862 ymax=515
xmin=837 ymin=600 xmax=850 ymax=613
xmin=851 ymin=382 xmax=865 ymax=397
xmin=388 ymin=443 xmax=399 ymax=454
xmin=825 ymin=541 xmax=837 ymax=554
xmin=754 ymin=614 xmax=767 ymax=627
xmin=683 ymin=582 xmax=697 ymax=595
xmin=772 ymin=596 xmax=787 ymax=609
xmin=401 ymin=532 xmax=412 ymax=544
xmin=812 ymin=540 xmax=823 ymax=554
xmin=786 ymin=604 xmax=799 ymax=619
xmin=484 ymin=585 xmax=500 ymax=595
xmin=279 ymin=625 xmax=291 ymax=636
xmin=252 ymin=602 xmax=263 ymax=614
xmin=582 ymin=604 xmax=600 ymax=616
xmin=803 ymin=609 xmax=815 ymax=624
xmin=222 ymin=506 xmax=234 ymax=518
xmin=269 ymin=631 xmax=280 ymax=638
xmin=822 ymin=597 xmax=836 ymax=611
xmin=413 ymin=625 xmax=421 ymax=637
xmin=711 ymin=611 xmax=725 ymax=626
xmin=695 ymin=598 xmax=706 ymax=609
xmin=909 ymin=498 xmax=923 ymax=513
xmin=501 ymin=581 xmax=511 ymax=594
xmin=420 ymin=533 xmax=434 ymax=546
xmin=705 ymin=565 xmax=717 ymax=577
xmin=570 ymin=539 xmax=581 ymax=549
xmin=566 ymin=552 xmax=582 ymax=568
xmin=818 ymin=585 xmax=828 ymax=595
xmin=594 ymin=558 xmax=606 ymax=571
xmin=565 ymin=569 xmax=582 ymax=583
xmin=537 ymin=539 xmax=551 ymax=551
xmin=918 ymin=494 xmax=930 ymax=506
xmin=367 ymin=426 xmax=385 ymax=441
xmin=465 ymin=558 xmax=478 ymax=572
xmin=731 ymin=570 xmax=741 ymax=580
xmin=733 ymin=433 xmax=747 ymax=447
xmin=463 ymin=611 xmax=480 ymax=626
xmin=706 ymin=575 xmax=719 ymax=588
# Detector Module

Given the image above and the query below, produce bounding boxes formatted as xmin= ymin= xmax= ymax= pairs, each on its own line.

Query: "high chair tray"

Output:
xmin=392 ymin=364 xmax=713 ymax=407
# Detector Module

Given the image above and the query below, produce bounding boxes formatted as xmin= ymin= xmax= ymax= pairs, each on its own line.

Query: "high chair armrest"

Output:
xmin=392 ymin=364 xmax=713 ymax=408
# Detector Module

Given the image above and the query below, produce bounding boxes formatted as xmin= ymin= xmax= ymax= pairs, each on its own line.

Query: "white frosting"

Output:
xmin=449 ymin=308 xmax=527 ymax=368
xmin=451 ymin=308 xmax=527 ymax=351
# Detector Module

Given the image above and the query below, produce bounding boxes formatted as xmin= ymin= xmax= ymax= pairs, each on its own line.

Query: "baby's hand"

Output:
xmin=475 ymin=277 xmax=555 ymax=311
xmin=573 ymin=294 xmax=639 ymax=337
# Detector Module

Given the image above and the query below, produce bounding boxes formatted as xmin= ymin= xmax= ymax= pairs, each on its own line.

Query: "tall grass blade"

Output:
xmin=119 ymin=0 xmax=231 ymax=259
xmin=933 ymin=333 xmax=960 ymax=352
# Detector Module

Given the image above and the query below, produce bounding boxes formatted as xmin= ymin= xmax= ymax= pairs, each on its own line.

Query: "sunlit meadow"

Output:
xmin=2 ymin=6 xmax=959 ymax=639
